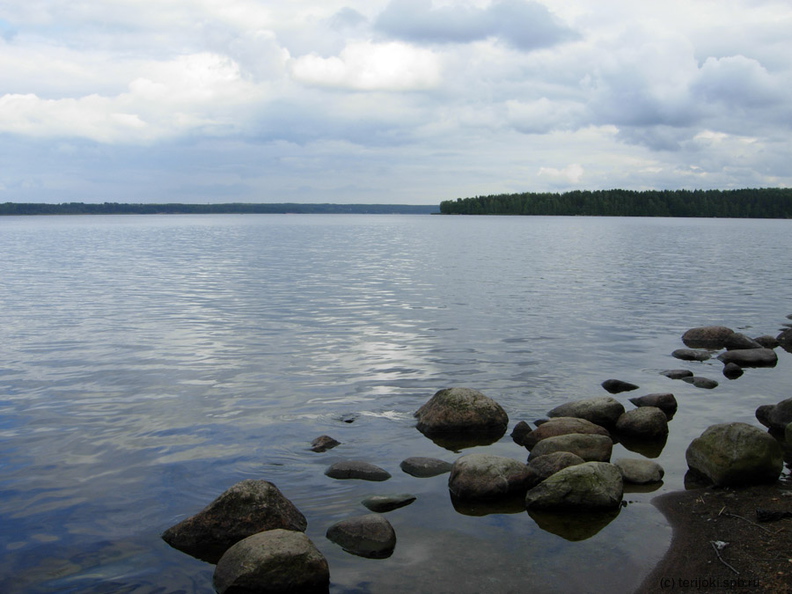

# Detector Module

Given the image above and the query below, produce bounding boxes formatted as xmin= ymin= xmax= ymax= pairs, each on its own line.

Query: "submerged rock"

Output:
xmin=682 ymin=376 xmax=719 ymax=389
xmin=161 ymin=480 xmax=308 ymax=564
xmin=682 ymin=326 xmax=734 ymax=349
xmin=601 ymin=379 xmax=639 ymax=394
xmin=448 ymin=453 xmax=531 ymax=501
xmin=325 ymin=461 xmax=391 ymax=482
xmin=326 ymin=514 xmax=396 ymax=558
xmin=672 ymin=348 xmax=711 ymax=362
xmin=525 ymin=462 xmax=623 ymax=511
xmin=414 ymin=387 xmax=508 ymax=442
xmin=686 ymin=422 xmax=784 ymax=486
xmin=529 ymin=433 xmax=613 ymax=462
xmin=520 ymin=417 xmax=610 ymax=450
xmin=717 ymin=348 xmax=778 ymax=368
xmin=310 ymin=435 xmax=340 ymax=453
xmin=547 ymin=396 xmax=625 ymax=428
xmin=660 ymin=369 xmax=694 ymax=379
xmin=213 ymin=529 xmax=329 ymax=594
xmin=361 ymin=494 xmax=416 ymax=513
xmin=400 ymin=457 xmax=453 ymax=478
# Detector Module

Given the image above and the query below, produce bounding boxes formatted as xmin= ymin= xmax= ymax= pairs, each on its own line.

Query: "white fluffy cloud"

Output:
xmin=0 ymin=0 xmax=790 ymax=202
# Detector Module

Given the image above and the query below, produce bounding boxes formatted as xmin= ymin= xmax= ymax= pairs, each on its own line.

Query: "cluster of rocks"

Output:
xmin=162 ymin=323 xmax=791 ymax=592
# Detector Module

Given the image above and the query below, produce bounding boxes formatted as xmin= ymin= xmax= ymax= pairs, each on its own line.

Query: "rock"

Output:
xmin=755 ymin=397 xmax=792 ymax=431
xmin=681 ymin=376 xmax=719 ymax=389
xmin=525 ymin=452 xmax=586 ymax=488
xmin=614 ymin=458 xmax=664 ymax=484
xmin=310 ymin=435 xmax=340 ymax=452
xmin=601 ymin=379 xmax=639 ymax=394
xmin=510 ymin=421 xmax=533 ymax=446
xmin=448 ymin=454 xmax=532 ymax=501
xmin=722 ymin=362 xmax=744 ymax=379
xmin=213 ymin=529 xmax=329 ymax=594
xmin=361 ymin=494 xmax=416 ymax=513
xmin=520 ymin=417 xmax=610 ymax=449
xmin=414 ymin=387 xmax=508 ymax=441
xmin=628 ymin=393 xmax=677 ymax=416
xmin=717 ymin=348 xmax=778 ymax=368
xmin=615 ymin=407 xmax=669 ymax=439
xmin=661 ymin=369 xmax=694 ymax=379
xmin=672 ymin=348 xmax=711 ymax=362
xmin=326 ymin=514 xmax=396 ymax=559
xmin=754 ymin=335 xmax=779 ymax=349
xmin=400 ymin=457 xmax=453 ymax=478
xmin=325 ymin=461 xmax=391 ymax=481
xmin=724 ymin=333 xmax=763 ymax=350
xmin=525 ymin=462 xmax=623 ymax=511
xmin=786 ymin=422 xmax=792 ymax=446
xmin=547 ymin=396 xmax=625 ymax=428
xmin=529 ymin=433 xmax=613 ymax=462
xmin=339 ymin=413 xmax=358 ymax=423
xmin=686 ymin=422 xmax=784 ymax=486
xmin=682 ymin=326 xmax=734 ymax=349
xmin=776 ymin=328 xmax=792 ymax=351
xmin=161 ymin=480 xmax=308 ymax=564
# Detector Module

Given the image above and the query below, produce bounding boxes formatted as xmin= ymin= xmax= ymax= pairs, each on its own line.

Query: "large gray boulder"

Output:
xmin=717 ymin=348 xmax=778 ymax=368
xmin=686 ymin=422 xmax=784 ymax=486
xmin=213 ymin=530 xmax=329 ymax=594
xmin=520 ymin=417 xmax=610 ymax=449
xmin=525 ymin=452 xmax=586 ymax=488
xmin=615 ymin=407 xmax=669 ymax=439
xmin=414 ymin=388 xmax=508 ymax=441
xmin=161 ymin=480 xmax=308 ymax=563
xmin=525 ymin=462 xmax=623 ymax=511
xmin=448 ymin=454 xmax=531 ymax=501
xmin=529 ymin=433 xmax=613 ymax=462
xmin=682 ymin=325 xmax=734 ymax=349
xmin=547 ymin=396 xmax=625 ymax=428
xmin=756 ymin=397 xmax=792 ymax=431
xmin=326 ymin=514 xmax=396 ymax=559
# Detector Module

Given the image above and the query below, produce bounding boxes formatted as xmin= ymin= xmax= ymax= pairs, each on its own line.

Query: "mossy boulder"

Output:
xmin=448 ymin=453 xmax=531 ymax=501
xmin=547 ymin=396 xmax=625 ymax=428
xmin=414 ymin=388 xmax=508 ymax=442
xmin=525 ymin=462 xmax=623 ymax=511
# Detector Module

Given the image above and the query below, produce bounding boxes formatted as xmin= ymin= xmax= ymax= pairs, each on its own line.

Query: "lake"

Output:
xmin=1 ymin=214 xmax=791 ymax=593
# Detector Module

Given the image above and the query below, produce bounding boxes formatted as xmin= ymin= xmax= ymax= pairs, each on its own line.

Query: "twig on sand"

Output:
xmin=718 ymin=507 xmax=773 ymax=534
xmin=709 ymin=541 xmax=740 ymax=575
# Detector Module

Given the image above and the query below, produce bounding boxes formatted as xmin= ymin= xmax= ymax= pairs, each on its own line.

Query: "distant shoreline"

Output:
xmin=0 ymin=203 xmax=440 ymax=216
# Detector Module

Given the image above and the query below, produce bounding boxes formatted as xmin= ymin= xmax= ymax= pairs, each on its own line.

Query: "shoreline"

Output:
xmin=637 ymin=479 xmax=792 ymax=593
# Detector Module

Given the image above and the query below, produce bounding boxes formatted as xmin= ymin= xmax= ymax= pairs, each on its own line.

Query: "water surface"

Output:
xmin=1 ymin=214 xmax=791 ymax=593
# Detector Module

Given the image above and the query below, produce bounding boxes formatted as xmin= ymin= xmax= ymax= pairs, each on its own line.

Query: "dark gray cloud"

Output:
xmin=374 ymin=0 xmax=577 ymax=51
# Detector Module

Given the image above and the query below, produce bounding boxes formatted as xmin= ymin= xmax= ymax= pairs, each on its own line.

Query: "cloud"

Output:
xmin=289 ymin=40 xmax=442 ymax=91
xmin=375 ymin=0 xmax=576 ymax=51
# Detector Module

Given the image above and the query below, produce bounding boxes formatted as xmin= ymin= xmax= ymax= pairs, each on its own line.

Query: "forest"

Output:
xmin=439 ymin=188 xmax=792 ymax=218
xmin=0 ymin=202 xmax=438 ymax=216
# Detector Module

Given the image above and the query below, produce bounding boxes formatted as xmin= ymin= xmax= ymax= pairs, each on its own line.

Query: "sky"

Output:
xmin=1 ymin=0 xmax=791 ymax=205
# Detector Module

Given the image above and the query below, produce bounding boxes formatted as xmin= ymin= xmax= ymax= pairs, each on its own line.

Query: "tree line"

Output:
xmin=0 ymin=202 xmax=439 ymax=216
xmin=439 ymin=188 xmax=792 ymax=218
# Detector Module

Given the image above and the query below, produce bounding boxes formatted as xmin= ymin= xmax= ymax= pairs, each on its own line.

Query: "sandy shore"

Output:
xmin=636 ymin=479 xmax=792 ymax=593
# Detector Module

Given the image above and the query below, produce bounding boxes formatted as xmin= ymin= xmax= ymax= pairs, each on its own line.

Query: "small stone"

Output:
xmin=601 ymin=379 xmax=639 ymax=394
xmin=660 ymin=369 xmax=694 ymax=380
xmin=400 ymin=457 xmax=453 ymax=477
xmin=628 ymin=393 xmax=677 ymax=415
xmin=310 ymin=435 xmax=340 ymax=452
xmin=722 ymin=362 xmax=744 ymax=380
xmin=682 ymin=376 xmax=718 ymax=389
xmin=361 ymin=494 xmax=416 ymax=513
xmin=724 ymin=333 xmax=763 ymax=350
xmin=325 ymin=461 xmax=391 ymax=481
xmin=511 ymin=421 xmax=533 ymax=446
xmin=615 ymin=407 xmax=669 ymax=439
xmin=672 ymin=348 xmax=711 ymax=362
